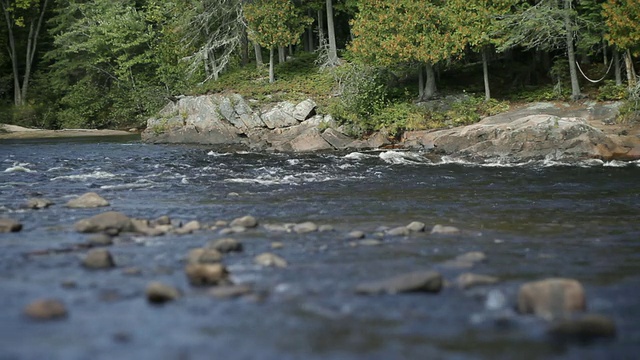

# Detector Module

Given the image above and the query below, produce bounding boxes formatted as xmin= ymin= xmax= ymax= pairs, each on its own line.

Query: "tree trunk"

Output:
xmin=269 ymin=47 xmax=275 ymax=83
xmin=306 ymin=9 xmax=314 ymax=51
xmin=421 ymin=63 xmax=437 ymax=100
xmin=482 ymin=46 xmax=491 ymax=102
xmin=326 ymin=0 xmax=338 ymax=65
xmin=317 ymin=9 xmax=325 ymax=46
xmin=278 ymin=46 xmax=285 ymax=64
xmin=614 ymin=50 xmax=622 ymax=86
xmin=241 ymin=28 xmax=249 ymax=66
xmin=564 ymin=0 xmax=581 ymax=100
xmin=2 ymin=1 xmax=22 ymax=106
xmin=624 ymin=49 xmax=637 ymax=88
xmin=253 ymin=42 xmax=263 ymax=68
xmin=418 ymin=65 xmax=424 ymax=99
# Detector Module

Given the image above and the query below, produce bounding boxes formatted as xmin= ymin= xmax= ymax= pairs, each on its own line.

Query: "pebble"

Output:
xmin=348 ymin=230 xmax=366 ymax=239
xmin=271 ymin=242 xmax=284 ymax=249
xmin=24 ymin=299 xmax=67 ymax=320
xmin=254 ymin=253 xmax=288 ymax=268
xmin=548 ymin=314 xmax=616 ymax=339
xmin=318 ymin=225 xmax=334 ymax=232
xmin=293 ymin=222 xmax=318 ymax=234
xmin=145 ymin=282 xmax=181 ymax=304
xmin=456 ymin=273 xmax=499 ymax=289
xmin=26 ymin=198 xmax=54 ymax=209
xmin=0 ymin=218 xmax=22 ymax=233
xmin=66 ymin=192 xmax=110 ymax=208
xmin=185 ymin=263 xmax=228 ymax=286
xmin=517 ymin=278 xmax=586 ymax=320
xmin=356 ymin=270 xmax=443 ymax=295
xmin=386 ymin=226 xmax=410 ymax=237
xmin=431 ymin=224 xmax=460 ymax=235
xmin=406 ymin=221 xmax=426 ymax=232
xmin=229 ymin=215 xmax=258 ymax=228
xmin=82 ymin=249 xmax=115 ymax=269
xmin=210 ymin=284 xmax=253 ymax=299
xmin=174 ymin=220 xmax=201 ymax=235
xmin=187 ymin=248 xmax=223 ymax=264
xmin=207 ymin=238 xmax=243 ymax=253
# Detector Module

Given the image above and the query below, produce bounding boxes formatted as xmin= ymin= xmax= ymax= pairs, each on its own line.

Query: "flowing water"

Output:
xmin=1 ymin=135 xmax=640 ymax=359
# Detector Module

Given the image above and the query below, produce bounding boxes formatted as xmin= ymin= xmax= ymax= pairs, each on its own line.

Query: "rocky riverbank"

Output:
xmin=142 ymin=93 xmax=640 ymax=162
xmin=0 ymin=124 xmax=134 ymax=139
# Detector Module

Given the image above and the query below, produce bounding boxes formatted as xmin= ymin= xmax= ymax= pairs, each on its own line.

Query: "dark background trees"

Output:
xmin=0 ymin=0 xmax=637 ymax=130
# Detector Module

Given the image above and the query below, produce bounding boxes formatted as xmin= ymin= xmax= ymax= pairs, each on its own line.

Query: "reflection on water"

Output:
xmin=0 ymin=136 xmax=639 ymax=359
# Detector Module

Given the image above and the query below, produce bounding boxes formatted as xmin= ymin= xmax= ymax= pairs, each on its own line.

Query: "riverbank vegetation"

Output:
xmin=1 ymin=0 xmax=638 ymax=135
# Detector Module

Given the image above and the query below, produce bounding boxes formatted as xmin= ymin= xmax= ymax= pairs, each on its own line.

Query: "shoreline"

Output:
xmin=0 ymin=124 xmax=135 ymax=139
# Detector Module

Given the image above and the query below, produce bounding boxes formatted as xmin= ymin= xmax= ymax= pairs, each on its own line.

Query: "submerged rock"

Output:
xmin=548 ymin=314 xmax=616 ymax=339
xmin=0 ymin=218 xmax=22 ymax=233
xmin=254 ymin=253 xmax=288 ymax=268
xmin=293 ymin=222 xmax=318 ymax=234
xmin=229 ymin=215 xmax=258 ymax=228
xmin=185 ymin=263 xmax=228 ymax=286
xmin=210 ymin=284 xmax=253 ymax=299
xmin=406 ymin=221 xmax=426 ymax=232
xmin=517 ymin=278 xmax=586 ymax=320
xmin=207 ymin=238 xmax=243 ymax=253
xmin=82 ymin=249 xmax=115 ymax=269
xmin=431 ymin=224 xmax=461 ymax=235
xmin=146 ymin=282 xmax=181 ymax=304
xmin=75 ymin=211 xmax=134 ymax=235
xmin=386 ymin=226 xmax=410 ymax=237
xmin=356 ymin=270 xmax=443 ymax=295
xmin=456 ymin=273 xmax=499 ymax=289
xmin=26 ymin=198 xmax=53 ymax=209
xmin=66 ymin=192 xmax=109 ymax=208
xmin=24 ymin=299 xmax=67 ymax=320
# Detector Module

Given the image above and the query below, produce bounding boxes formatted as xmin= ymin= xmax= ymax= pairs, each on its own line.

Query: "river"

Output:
xmin=1 ymin=135 xmax=639 ymax=359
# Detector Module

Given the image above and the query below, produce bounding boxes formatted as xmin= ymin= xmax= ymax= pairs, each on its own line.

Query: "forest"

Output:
xmin=0 ymin=0 xmax=639 ymax=135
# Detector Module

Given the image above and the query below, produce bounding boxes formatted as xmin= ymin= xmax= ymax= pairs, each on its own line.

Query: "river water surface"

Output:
xmin=1 ymin=135 xmax=639 ymax=359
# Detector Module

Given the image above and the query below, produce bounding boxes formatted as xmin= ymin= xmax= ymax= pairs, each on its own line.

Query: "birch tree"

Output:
xmin=0 ymin=0 xmax=49 ymax=106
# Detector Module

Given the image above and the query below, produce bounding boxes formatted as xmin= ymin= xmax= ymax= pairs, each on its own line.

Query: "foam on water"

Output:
xmin=378 ymin=151 xmax=427 ymax=165
xmin=51 ymin=171 xmax=117 ymax=181
xmin=4 ymin=162 xmax=36 ymax=173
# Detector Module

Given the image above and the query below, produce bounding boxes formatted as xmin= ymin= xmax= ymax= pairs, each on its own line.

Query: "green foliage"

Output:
xmin=603 ymin=0 xmax=640 ymax=54
xmin=244 ymin=0 xmax=311 ymax=49
xmin=597 ymin=80 xmax=628 ymax=100
xmin=617 ymin=83 xmax=640 ymax=123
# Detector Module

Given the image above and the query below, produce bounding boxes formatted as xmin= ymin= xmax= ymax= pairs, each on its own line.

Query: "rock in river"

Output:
xmin=229 ymin=215 xmax=258 ymax=228
xmin=431 ymin=224 xmax=461 ymax=235
xmin=26 ymin=198 xmax=54 ymax=209
xmin=548 ymin=314 xmax=616 ymax=339
xmin=293 ymin=221 xmax=318 ymax=234
xmin=24 ymin=299 xmax=68 ymax=320
xmin=0 ymin=218 xmax=22 ymax=233
xmin=82 ymin=249 xmax=115 ymax=269
xmin=254 ymin=253 xmax=288 ymax=268
xmin=185 ymin=263 xmax=229 ymax=286
xmin=75 ymin=211 xmax=134 ymax=235
xmin=187 ymin=248 xmax=223 ymax=264
xmin=456 ymin=273 xmax=499 ymax=289
xmin=66 ymin=192 xmax=109 ymax=208
xmin=517 ymin=278 xmax=586 ymax=320
xmin=356 ymin=270 xmax=443 ymax=295
xmin=146 ymin=282 xmax=181 ymax=304
xmin=406 ymin=221 xmax=426 ymax=232
xmin=207 ymin=238 xmax=243 ymax=253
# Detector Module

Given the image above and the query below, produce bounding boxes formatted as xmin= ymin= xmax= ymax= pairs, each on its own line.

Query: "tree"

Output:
xmin=449 ymin=0 xmax=514 ymax=101
xmin=325 ymin=0 xmax=339 ymax=66
xmin=496 ymin=0 xmax=583 ymax=100
xmin=603 ymin=0 xmax=640 ymax=87
xmin=1 ymin=0 xmax=49 ymax=106
xmin=178 ymin=0 xmax=244 ymax=82
xmin=350 ymin=0 xmax=464 ymax=99
xmin=244 ymin=0 xmax=311 ymax=83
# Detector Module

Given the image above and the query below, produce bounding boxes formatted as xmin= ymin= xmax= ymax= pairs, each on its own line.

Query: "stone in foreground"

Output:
xmin=0 ymin=218 xmax=22 ymax=233
xmin=517 ymin=278 xmax=586 ymax=320
xmin=185 ymin=263 xmax=228 ymax=286
xmin=356 ymin=270 xmax=443 ymax=295
xmin=187 ymin=248 xmax=223 ymax=264
xmin=146 ymin=282 xmax=181 ymax=304
xmin=24 ymin=299 xmax=67 ymax=320
xmin=66 ymin=192 xmax=109 ymax=208
xmin=82 ymin=249 xmax=115 ymax=269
